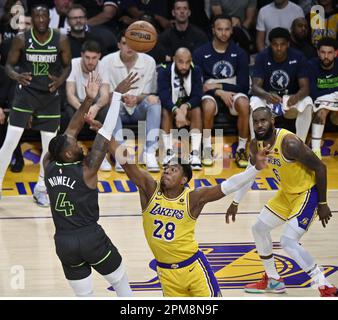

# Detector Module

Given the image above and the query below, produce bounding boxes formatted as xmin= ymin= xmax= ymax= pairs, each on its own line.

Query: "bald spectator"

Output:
xmin=290 ymin=17 xmax=316 ymax=59
xmin=256 ymin=0 xmax=304 ymax=52
xmin=159 ymin=0 xmax=208 ymax=61
xmin=158 ymin=48 xmax=203 ymax=169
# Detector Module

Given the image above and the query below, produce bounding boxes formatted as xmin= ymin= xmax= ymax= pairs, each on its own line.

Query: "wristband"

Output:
xmin=318 ymin=201 xmax=327 ymax=205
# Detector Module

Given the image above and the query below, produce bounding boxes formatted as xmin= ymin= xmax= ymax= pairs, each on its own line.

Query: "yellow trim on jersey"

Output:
xmin=142 ymin=183 xmax=160 ymax=214
xmin=161 ymin=188 xmax=189 ymax=202
xmin=288 ymin=188 xmax=311 ymax=220
xmin=186 ymin=190 xmax=195 ymax=220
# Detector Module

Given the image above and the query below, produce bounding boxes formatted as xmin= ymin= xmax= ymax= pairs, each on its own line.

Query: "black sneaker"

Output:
xmin=10 ymin=158 xmax=24 ymax=173
xmin=235 ymin=148 xmax=248 ymax=168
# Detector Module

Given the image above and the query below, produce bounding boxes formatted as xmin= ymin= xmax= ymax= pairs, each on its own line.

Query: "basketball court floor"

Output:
xmin=0 ymin=134 xmax=337 ymax=298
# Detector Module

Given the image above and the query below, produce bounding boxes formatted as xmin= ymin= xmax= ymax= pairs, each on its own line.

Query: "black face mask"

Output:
xmin=255 ymin=122 xmax=274 ymax=141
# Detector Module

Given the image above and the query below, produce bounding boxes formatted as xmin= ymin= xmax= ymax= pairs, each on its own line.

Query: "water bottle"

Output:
xmin=223 ymin=143 xmax=232 ymax=168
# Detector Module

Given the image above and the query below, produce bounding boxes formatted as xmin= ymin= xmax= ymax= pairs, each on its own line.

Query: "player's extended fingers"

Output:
xmin=225 ymin=213 xmax=230 ymax=224
xmin=232 ymin=213 xmax=236 ymax=222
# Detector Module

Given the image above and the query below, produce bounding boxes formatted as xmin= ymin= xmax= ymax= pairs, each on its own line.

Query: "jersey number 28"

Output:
xmin=153 ymin=220 xmax=176 ymax=241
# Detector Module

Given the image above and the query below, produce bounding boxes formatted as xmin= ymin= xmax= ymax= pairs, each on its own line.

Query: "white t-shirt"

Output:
xmin=256 ymin=1 xmax=304 ymax=46
xmin=101 ymin=51 xmax=157 ymax=95
xmin=67 ymin=57 xmax=109 ymax=101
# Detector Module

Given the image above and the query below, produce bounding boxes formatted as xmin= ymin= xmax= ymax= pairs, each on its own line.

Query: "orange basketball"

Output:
xmin=125 ymin=21 xmax=157 ymax=53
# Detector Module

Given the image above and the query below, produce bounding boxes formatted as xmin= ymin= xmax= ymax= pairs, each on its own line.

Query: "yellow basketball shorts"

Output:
xmin=156 ymin=250 xmax=222 ymax=297
xmin=265 ymin=186 xmax=318 ymax=230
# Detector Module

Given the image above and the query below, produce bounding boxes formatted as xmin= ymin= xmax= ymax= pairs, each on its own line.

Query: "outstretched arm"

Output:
xmin=65 ymin=72 xmax=101 ymax=138
xmin=83 ymin=73 xmax=139 ymax=188
xmin=188 ymin=145 xmax=268 ymax=219
xmin=85 ymin=117 xmax=157 ymax=208
xmin=282 ymin=134 xmax=331 ymax=227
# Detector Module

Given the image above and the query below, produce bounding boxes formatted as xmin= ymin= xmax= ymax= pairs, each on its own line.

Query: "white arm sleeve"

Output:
xmin=233 ymin=161 xmax=256 ymax=203
xmin=221 ymin=161 xmax=258 ymax=196
xmin=98 ymin=92 xmax=121 ymax=140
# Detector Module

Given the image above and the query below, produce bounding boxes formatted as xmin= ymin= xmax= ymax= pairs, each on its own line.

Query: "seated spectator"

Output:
xmin=256 ymin=0 xmax=304 ymax=52
xmin=66 ymin=40 xmax=111 ymax=171
xmin=210 ymin=0 xmax=257 ymax=30
xmin=250 ymin=27 xmax=313 ymax=143
xmin=193 ymin=15 xmax=250 ymax=169
xmin=101 ymin=32 xmax=161 ymax=172
xmin=158 ymin=0 xmax=208 ymax=61
xmin=184 ymin=0 xmax=211 ymax=35
xmin=120 ymin=0 xmax=171 ymax=31
xmin=309 ymin=38 xmax=338 ymax=159
xmin=66 ymin=4 xmax=107 ymax=58
xmin=74 ymin=0 xmax=119 ymax=52
xmin=158 ymin=47 xmax=203 ymax=170
xmin=307 ymin=0 xmax=338 ymax=48
xmin=290 ymin=17 xmax=317 ymax=59
xmin=49 ymin=0 xmax=73 ymax=34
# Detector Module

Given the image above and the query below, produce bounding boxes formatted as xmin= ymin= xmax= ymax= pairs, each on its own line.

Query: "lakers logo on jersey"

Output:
xmin=110 ymin=242 xmax=338 ymax=292
xmin=148 ymin=203 xmax=184 ymax=219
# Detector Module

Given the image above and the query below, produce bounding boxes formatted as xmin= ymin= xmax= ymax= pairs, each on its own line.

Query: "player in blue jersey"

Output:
xmin=309 ymin=37 xmax=338 ymax=159
xmin=250 ymin=27 xmax=313 ymax=143
xmin=193 ymin=15 xmax=250 ymax=168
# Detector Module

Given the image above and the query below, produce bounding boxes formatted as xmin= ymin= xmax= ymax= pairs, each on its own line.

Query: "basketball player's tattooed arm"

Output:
xmin=287 ymin=77 xmax=309 ymax=107
xmin=189 ymin=146 xmax=269 ymax=219
xmin=5 ymin=34 xmax=32 ymax=85
xmin=65 ymin=72 xmax=101 ymax=138
xmin=48 ymin=35 xmax=72 ymax=93
xmin=252 ymin=78 xmax=281 ymax=105
xmin=282 ymin=134 xmax=332 ymax=228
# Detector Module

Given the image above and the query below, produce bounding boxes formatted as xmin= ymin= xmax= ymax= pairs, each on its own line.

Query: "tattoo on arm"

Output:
xmin=84 ymin=134 xmax=109 ymax=172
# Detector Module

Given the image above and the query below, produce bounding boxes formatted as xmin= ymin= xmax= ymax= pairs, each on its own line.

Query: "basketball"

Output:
xmin=125 ymin=21 xmax=157 ymax=53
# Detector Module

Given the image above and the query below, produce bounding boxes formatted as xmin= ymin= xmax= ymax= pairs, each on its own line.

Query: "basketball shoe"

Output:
xmin=244 ymin=273 xmax=286 ymax=294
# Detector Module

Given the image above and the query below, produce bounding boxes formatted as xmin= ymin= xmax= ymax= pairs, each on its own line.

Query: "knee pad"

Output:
xmin=251 ymin=219 xmax=271 ymax=237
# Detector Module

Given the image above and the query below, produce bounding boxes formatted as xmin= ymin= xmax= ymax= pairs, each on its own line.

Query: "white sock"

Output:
xmin=237 ymin=136 xmax=247 ymax=151
xmin=103 ymin=264 xmax=133 ymax=297
xmin=262 ymin=257 xmax=280 ymax=280
xmin=68 ymin=274 xmax=93 ymax=297
xmin=162 ymin=133 xmax=172 ymax=152
xmin=295 ymin=106 xmax=312 ymax=142
xmin=202 ymin=136 xmax=212 ymax=148
xmin=308 ymin=265 xmax=333 ymax=288
xmin=0 ymin=125 xmax=24 ymax=191
xmin=311 ymin=123 xmax=324 ymax=150
xmin=35 ymin=131 xmax=57 ymax=191
xmin=190 ymin=132 xmax=202 ymax=153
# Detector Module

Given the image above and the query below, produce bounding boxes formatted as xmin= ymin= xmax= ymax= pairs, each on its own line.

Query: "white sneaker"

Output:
xmin=100 ymin=156 xmax=112 ymax=171
xmin=162 ymin=149 xmax=176 ymax=166
xmin=143 ymin=152 xmax=160 ymax=172
xmin=115 ymin=161 xmax=125 ymax=173
xmin=189 ymin=150 xmax=202 ymax=171
xmin=33 ymin=186 xmax=50 ymax=207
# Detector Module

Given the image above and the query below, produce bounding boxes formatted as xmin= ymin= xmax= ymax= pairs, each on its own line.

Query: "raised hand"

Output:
xmin=255 ymin=145 xmax=270 ymax=170
xmin=84 ymin=114 xmax=102 ymax=132
xmin=115 ymin=72 xmax=139 ymax=94
xmin=85 ymin=72 xmax=101 ymax=100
